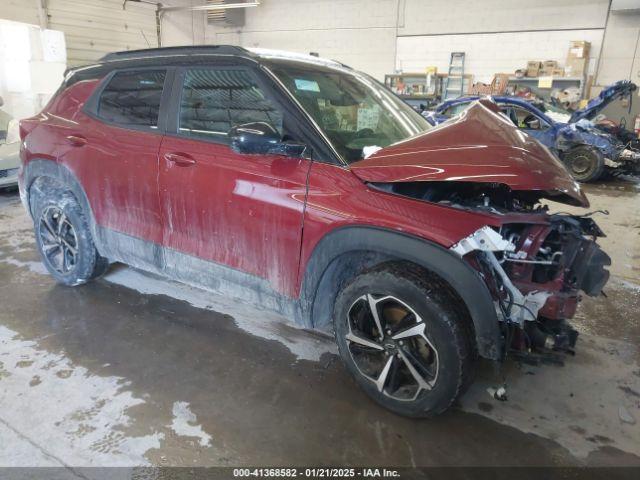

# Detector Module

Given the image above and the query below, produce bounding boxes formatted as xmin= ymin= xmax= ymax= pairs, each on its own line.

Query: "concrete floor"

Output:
xmin=0 ymin=179 xmax=639 ymax=469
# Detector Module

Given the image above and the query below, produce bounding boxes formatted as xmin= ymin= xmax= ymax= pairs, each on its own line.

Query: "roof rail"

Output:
xmin=100 ymin=45 xmax=252 ymax=62
xmin=247 ymin=48 xmax=349 ymax=69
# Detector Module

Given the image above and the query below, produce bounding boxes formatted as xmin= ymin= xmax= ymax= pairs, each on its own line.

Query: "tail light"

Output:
xmin=19 ymin=119 xmax=36 ymax=141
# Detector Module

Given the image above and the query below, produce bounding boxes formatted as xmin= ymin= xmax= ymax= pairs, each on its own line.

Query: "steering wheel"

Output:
xmin=344 ymin=127 xmax=382 ymax=150
xmin=353 ymin=128 xmax=376 ymax=138
xmin=523 ymin=114 xmax=541 ymax=129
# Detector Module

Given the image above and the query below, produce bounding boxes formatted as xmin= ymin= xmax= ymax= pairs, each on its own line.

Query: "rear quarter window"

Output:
xmin=97 ymin=70 xmax=166 ymax=128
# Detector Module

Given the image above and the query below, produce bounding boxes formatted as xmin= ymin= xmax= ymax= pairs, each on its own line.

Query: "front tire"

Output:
xmin=333 ymin=263 xmax=475 ymax=417
xmin=33 ymin=191 xmax=109 ymax=286
xmin=564 ymin=146 xmax=605 ymax=182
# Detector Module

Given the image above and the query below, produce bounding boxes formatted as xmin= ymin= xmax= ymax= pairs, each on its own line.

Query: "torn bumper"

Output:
xmin=450 ymin=219 xmax=610 ymax=355
xmin=607 ymin=148 xmax=640 ymax=174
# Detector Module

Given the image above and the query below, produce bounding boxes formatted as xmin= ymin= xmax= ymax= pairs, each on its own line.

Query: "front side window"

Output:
xmin=179 ymin=68 xmax=284 ymax=141
xmin=502 ymin=105 xmax=548 ymax=131
xmin=271 ymin=65 xmax=431 ymax=163
xmin=97 ymin=70 xmax=166 ymax=128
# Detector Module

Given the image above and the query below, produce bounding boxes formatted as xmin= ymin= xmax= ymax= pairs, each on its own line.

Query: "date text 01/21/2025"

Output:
xmin=232 ymin=468 xmax=401 ymax=478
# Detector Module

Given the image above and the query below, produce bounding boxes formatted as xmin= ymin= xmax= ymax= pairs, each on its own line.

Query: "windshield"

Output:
xmin=270 ymin=64 xmax=431 ymax=163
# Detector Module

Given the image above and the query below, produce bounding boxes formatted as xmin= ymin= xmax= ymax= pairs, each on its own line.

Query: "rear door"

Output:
xmin=71 ymin=68 xmax=170 ymax=246
xmin=158 ymin=65 xmax=312 ymax=296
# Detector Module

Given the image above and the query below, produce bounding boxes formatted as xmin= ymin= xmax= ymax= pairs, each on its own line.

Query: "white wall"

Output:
xmin=397 ymin=29 xmax=604 ymax=82
xmin=0 ymin=1 xmax=637 ymax=92
xmin=0 ymin=0 xmax=201 ymax=67
xmin=396 ymin=0 xmax=609 ymax=82
xmin=46 ymin=0 xmax=158 ymax=66
xmin=204 ymin=0 xmax=399 ymax=80
xmin=161 ymin=0 xmax=206 ymax=46
xmin=398 ymin=0 xmax=609 ymax=35
xmin=596 ymin=10 xmax=640 ymax=86
xmin=202 ymin=0 xmax=630 ymax=87
xmin=0 ymin=0 xmax=41 ymax=26
xmin=0 ymin=19 xmax=67 ymax=120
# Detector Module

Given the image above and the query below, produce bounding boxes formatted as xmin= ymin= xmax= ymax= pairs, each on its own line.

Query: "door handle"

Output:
xmin=66 ymin=135 xmax=87 ymax=147
xmin=164 ymin=152 xmax=197 ymax=167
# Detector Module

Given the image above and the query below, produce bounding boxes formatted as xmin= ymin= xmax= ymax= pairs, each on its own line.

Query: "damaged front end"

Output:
xmin=559 ymin=120 xmax=640 ymax=175
xmin=451 ymin=214 xmax=610 ymax=362
xmin=371 ymin=179 xmax=611 ymax=362
xmin=352 ymin=101 xmax=611 ymax=363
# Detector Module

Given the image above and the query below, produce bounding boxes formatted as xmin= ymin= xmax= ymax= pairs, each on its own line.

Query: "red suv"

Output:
xmin=19 ymin=47 xmax=610 ymax=417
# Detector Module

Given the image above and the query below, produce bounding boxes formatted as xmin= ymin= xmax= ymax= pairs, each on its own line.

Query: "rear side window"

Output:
xmin=178 ymin=68 xmax=283 ymax=141
xmin=97 ymin=70 xmax=166 ymax=128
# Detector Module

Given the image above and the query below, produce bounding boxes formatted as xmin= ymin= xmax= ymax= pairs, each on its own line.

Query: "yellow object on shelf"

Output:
xmin=538 ymin=76 xmax=553 ymax=89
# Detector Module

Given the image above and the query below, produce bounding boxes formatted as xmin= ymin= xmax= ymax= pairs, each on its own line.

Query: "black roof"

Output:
xmin=99 ymin=45 xmax=254 ymax=63
xmin=64 ymin=46 xmax=353 ymax=90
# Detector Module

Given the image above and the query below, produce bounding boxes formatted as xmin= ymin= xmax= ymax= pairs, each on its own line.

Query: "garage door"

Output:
xmin=47 ymin=0 xmax=159 ymax=67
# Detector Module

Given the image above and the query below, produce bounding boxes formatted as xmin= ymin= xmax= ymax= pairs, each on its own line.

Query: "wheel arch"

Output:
xmin=301 ymin=226 xmax=502 ymax=360
xmin=22 ymin=159 xmax=102 ymax=250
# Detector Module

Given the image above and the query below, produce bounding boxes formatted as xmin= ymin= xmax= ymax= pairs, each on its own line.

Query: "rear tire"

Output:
xmin=564 ymin=146 xmax=605 ymax=182
xmin=333 ymin=262 xmax=475 ymax=417
xmin=32 ymin=189 xmax=109 ymax=286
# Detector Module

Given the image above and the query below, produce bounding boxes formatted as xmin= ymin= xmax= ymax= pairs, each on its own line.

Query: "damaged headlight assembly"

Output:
xmin=450 ymin=218 xmax=610 ymax=364
xmin=451 ymin=226 xmax=551 ymax=327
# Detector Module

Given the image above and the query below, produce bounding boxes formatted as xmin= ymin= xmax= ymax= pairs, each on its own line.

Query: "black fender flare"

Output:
xmin=301 ymin=226 xmax=502 ymax=360
xmin=21 ymin=159 xmax=103 ymax=250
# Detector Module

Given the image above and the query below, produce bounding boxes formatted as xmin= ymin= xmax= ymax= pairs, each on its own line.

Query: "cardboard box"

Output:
xmin=540 ymin=61 xmax=560 ymax=76
xmin=567 ymin=40 xmax=590 ymax=60
xmin=551 ymin=67 xmax=565 ymax=77
xmin=526 ymin=61 xmax=542 ymax=77
xmin=565 ymin=57 xmax=587 ymax=77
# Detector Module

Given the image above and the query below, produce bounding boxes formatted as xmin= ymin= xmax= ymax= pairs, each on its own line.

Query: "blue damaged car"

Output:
xmin=424 ymin=81 xmax=639 ymax=182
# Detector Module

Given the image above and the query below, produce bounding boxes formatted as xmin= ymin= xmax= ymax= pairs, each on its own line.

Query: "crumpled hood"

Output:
xmin=350 ymin=100 xmax=589 ymax=207
xmin=569 ymin=80 xmax=637 ymax=123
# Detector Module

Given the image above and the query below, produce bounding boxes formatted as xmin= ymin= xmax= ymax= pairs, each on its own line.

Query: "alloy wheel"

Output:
xmin=38 ymin=206 xmax=79 ymax=274
xmin=345 ymin=294 xmax=439 ymax=401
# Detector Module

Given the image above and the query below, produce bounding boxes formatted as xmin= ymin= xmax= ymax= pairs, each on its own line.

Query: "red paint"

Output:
xmin=71 ymin=112 xmax=165 ymax=244
xmin=158 ymin=135 xmax=310 ymax=294
xmin=19 ymin=76 xmax=592 ymax=323
xmin=351 ymin=102 xmax=588 ymax=207
xmin=297 ymin=161 xmax=505 ymax=292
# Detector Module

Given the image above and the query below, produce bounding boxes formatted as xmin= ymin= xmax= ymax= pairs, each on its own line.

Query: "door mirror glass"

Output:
xmin=229 ymin=122 xmax=306 ymax=157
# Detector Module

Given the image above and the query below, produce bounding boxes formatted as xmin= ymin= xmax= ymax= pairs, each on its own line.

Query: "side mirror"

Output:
xmin=229 ymin=122 xmax=307 ymax=158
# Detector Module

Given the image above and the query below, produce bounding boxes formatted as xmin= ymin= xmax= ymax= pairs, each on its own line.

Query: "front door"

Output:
xmin=158 ymin=66 xmax=311 ymax=296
